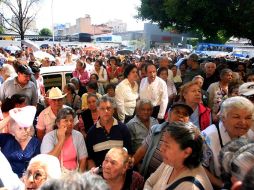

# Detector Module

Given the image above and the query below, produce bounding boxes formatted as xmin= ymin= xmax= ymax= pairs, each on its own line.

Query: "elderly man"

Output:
xmin=0 ymin=64 xmax=38 ymax=106
xmin=139 ymin=63 xmax=168 ymax=123
xmin=202 ymin=62 xmax=219 ymax=90
xmin=133 ymin=102 xmax=193 ymax=179
xmin=182 ymin=53 xmax=203 ymax=84
xmin=126 ymin=99 xmax=158 ymax=152
xmin=86 ymin=96 xmax=132 ymax=168
xmin=36 ymin=87 xmax=66 ymax=140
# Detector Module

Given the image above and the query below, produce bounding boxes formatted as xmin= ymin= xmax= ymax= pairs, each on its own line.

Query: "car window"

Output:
xmin=65 ymin=72 xmax=73 ymax=84
xmin=43 ymin=74 xmax=62 ymax=92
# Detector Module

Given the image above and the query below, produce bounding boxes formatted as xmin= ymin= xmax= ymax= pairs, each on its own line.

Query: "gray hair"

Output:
xmin=28 ymin=154 xmax=61 ymax=180
xmin=220 ymin=96 xmax=254 ymax=119
xmin=136 ymin=99 xmax=153 ymax=110
xmin=219 ymin=138 xmax=254 ymax=182
xmin=204 ymin=62 xmax=216 ymax=68
xmin=220 ymin=68 xmax=232 ymax=79
xmin=96 ymin=96 xmax=116 ymax=109
xmin=2 ymin=64 xmax=17 ymax=79
xmin=192 ymin=75 xmax=204 ymax=81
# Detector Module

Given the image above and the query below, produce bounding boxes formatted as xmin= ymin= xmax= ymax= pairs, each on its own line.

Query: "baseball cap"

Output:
xmin=188 ymin=53 xmax=199 ymax=62
xmin=17 ymin=64 xmax=34 ymax=75
xmin=171 ymin=102 xmax=193 ymax=116
xmin=239 ymin=82 xmax=254 ymax=96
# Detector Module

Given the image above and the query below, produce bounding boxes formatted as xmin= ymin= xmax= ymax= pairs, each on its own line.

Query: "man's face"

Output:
xmin=17 ymin=72 xmax=31 ymax=86
xmin=146 ymin=65 xmax=157 ymax=83
xmin=168 ymin=106 xmax=190 ymax=123
xmin=137 ymin=103 xmax=153 ymax=122
xmin=205 ymin=63 xmax=216 ymax=76
xmin=98 ymin=101 xmax=114 ymax=122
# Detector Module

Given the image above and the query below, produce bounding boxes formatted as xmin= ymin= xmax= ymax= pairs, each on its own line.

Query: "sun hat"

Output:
xmin=238 ymin=82 xmax=254 ymax=96
xmin=17 ymin=64 xmax=34 ymax=75
xmin=171 ymin=102 xmax=193 ymax=116
xmin=187 ymin=53 xmax=199 ymax=62
xmin=9 ymin=106 xmax=36 ymax=128
xmin=48 ymin=87 xmax=66 ymax=99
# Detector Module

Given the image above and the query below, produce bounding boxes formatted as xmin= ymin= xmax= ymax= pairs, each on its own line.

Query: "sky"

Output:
xmin=36 ymin=0 xmax=146 ymax=31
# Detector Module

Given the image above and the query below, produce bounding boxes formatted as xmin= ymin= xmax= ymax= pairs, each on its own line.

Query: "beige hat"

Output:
xmin=48 ymin=87 xmax=66 ymax=99
xmin=239 ymin=82 xmax=254 ymax=96
xmin=9 ymin=106 xmax=36 ymax=128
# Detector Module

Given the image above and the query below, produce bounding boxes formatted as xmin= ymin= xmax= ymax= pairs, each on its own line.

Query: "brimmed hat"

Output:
xmin=9 ymin=106 xmax=36 ymax=128
xmin=239 ymin=82 xmax=254 ymax=96
xmin=17 ymin=64 xmax=34 ymax=75
xmin=48 ymin=87 xmax=66 ymax=99
xmin=188 ymin=53 xmax=199 ymax=62
xmin=171 ymin=102 xmax=193 ymax=116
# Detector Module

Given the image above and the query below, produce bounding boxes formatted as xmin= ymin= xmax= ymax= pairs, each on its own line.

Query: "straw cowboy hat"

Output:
xmin=48 ymin=87 xmax=66 ymax=99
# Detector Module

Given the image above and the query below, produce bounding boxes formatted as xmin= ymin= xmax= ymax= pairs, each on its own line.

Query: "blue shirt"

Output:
xmin=0 ymin=134 xmax=41 ymax=177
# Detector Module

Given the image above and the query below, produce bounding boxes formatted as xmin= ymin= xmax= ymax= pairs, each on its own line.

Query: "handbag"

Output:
xmin=166 ymin=176 xmax=205 ymax=190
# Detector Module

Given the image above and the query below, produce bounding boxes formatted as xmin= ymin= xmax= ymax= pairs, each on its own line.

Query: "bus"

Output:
xmin=0 ymin=36 xmax=15 ymax=40
xmin=195 ymin=43 xmax=233 ymax=57
xmin=94 ymin=34 xmax=122 ymax=44
xmin=68 ymin=33 xmax=92 ymax=42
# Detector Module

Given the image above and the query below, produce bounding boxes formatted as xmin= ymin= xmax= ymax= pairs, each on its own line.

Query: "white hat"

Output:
xmin=239 ymin=82 xmax=254 ymax=96
xmin=48 ymin=87 xmax=66 ymax=99
xmin=9 ymin=106 xmax=36 ymax=128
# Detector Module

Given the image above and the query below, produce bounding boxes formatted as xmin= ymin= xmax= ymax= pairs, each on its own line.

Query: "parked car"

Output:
xmin=40 ymin=65 xmax=75 ymax=92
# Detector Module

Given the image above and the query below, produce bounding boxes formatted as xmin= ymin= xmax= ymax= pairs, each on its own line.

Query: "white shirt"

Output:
xmin=0 ymin=151 xmax=24 ymax=190
xmin=115 ymin=79 xmax=139 ymax=122
xmin=139 ymin=76 xmax=168 ymax=119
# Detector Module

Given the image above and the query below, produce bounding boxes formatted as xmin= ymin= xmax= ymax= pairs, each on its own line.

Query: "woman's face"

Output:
xmin=90 ymin=75 xmax=98 ymax=83
xmin=24 ymin=163 xmax=47 ymax=190
xmin=127 ymin=68 xmax=139 ymax=82
xmin=107 ymin=88 xmax=115 ymax=97
xmin=94 ymin=62 xmax=101 ymax=70
xmin=160 ymin=133 xmax=189 ymax=166
xmin=183 ymin=84 xmax=202 ymax=105
xmin=13 ymin=125 xmax=30 ymax=142
xmin=159 ymin=70 xmax=168 ymax=82
xmin=87 ymin=96 xmax=97 ymax=111
xmin=222 ymin=108 xmax=253 ymax=138
xmin=171 ymin=66 xmax=177 ymax=76
xmin=57 ymin=114 xmax=74 ymax=135
xmin=102 ymin=150 xmax=127 ymax=180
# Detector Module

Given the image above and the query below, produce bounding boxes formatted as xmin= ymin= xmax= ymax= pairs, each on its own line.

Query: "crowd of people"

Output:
xmin=0 ymin=44 xmax=254 ymax=190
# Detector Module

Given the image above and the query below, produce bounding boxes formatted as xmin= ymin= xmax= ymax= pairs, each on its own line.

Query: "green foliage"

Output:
xmin=137 ymin=0 xmax=254 ymax=44
xmin=39 ymin=28 xmax=52 ymax=36
xmin=0 ymin=26 xmax=4 ymax=34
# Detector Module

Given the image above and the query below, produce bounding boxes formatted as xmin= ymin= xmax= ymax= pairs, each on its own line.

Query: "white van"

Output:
xmin=40 ymin=65 xmax=75 ymax=92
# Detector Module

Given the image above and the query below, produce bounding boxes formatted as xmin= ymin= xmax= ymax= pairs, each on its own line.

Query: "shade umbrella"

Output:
xmin=4 ymin=46 xmax=21 ymax=53
xmin=116 ymin=49 xmax=133 ymax=55
xmin=83 ymin=46 xmax=100 ymax=51
xmin=21 ymin=40 xmax=40 ymax=51
xmin=34 ymin=51 xmax=55 ymax=61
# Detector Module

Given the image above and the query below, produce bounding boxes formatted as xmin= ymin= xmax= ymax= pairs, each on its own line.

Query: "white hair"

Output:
xmin=220 ymin=96 xmax=254 ymax=119
xmin=1 ymin=64 xmax=17 ymax=79
xmin=28 ymin=154 xmax=61 ymax=179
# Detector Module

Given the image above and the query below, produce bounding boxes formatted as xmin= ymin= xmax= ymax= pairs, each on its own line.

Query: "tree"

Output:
xmin=137 ymin=0 xmax=254 ymax=44
xmin=39 ymin=28 xmax=52 ymax=36
xmin=0 ymin=0 xmax=40 ymax=40
xmin=0 ymin=26 xmax=4 ymax=34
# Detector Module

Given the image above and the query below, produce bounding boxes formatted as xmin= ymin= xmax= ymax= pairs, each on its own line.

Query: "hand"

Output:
xmin=57 ymin=125 xmax=67 ymax=141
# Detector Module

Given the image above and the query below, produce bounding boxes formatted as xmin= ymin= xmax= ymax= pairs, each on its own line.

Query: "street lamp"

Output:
xmin=51 ymin=0 xmax=55 ymax=45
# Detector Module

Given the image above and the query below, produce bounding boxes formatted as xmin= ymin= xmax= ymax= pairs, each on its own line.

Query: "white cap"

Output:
xmin=9 ymin=106 xmax=36 ymax=128
xmin=239 ymin=82 xmax=254 ymax=96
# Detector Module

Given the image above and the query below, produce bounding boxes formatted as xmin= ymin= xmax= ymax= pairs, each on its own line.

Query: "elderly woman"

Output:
xmin=202 ymin=96 xmax=254 ymax=188
xmin=144 ymin=122 xmax=213 ymax=190
xmin=101 ymin=147 xmax=144 ymax=190
xmin=40 ymin=107 xmax=88 ymax=172
xmin=23 ymin=154 xmax=62 ymax=190
xmin=180 ymin=81 xmax=211 ymax=130
xmin=0 ymin=106 xmax=40 ymax=177
xmin=63 ymin=83 xmax=82 ymax=111
xmin=219 ymin=138 xmax=254 ymax=189
xmin=115 ymin=64 xmax=139 ymax=123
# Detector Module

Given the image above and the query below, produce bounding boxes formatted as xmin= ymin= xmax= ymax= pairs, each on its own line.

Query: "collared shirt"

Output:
xmin=139 ymin=77 xmax=168 ymax=119
xmin=127 ymin=115 xmax=158 ymax=152
xmin=86 ymin=118 xmax=132 ymax=166
xmin=115 ymin=79 xmax=139 ymax=122
xmin=72 ymin=69 xmax=90 ymax=86
xmin=0 ymin=77 xmax=38 ymax=106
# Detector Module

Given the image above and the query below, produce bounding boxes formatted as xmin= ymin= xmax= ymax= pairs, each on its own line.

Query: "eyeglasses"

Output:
xmin=24 ymin=170 xmax=46 ymax=183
